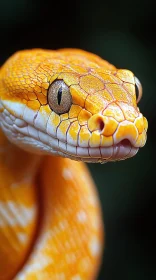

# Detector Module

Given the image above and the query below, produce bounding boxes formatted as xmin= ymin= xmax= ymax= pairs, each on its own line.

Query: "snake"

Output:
xmin=0 ymin=48 xmax=148 ymax=280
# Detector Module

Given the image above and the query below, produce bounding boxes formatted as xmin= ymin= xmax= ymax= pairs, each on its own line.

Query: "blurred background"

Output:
xmin=0 ymin=0 xmax=155 ymax=279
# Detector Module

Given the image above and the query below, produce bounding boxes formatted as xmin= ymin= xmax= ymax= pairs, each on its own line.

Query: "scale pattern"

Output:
xmin=0 ymin=49 xmax=147 ymax=280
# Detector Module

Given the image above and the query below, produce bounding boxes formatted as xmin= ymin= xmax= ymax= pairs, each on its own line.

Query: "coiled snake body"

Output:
xmin=0 ymin=49 xmax=148 ymax=280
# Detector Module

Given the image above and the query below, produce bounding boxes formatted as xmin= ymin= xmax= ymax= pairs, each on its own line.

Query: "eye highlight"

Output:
xmin=48 ymin=80 xmax=72 ymax=115
xmin=134 ymin=76 xmax=142 ymax=103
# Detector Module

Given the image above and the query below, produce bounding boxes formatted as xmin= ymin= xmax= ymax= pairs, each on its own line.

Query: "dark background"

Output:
xmin=0 ymin=0 xmax=155 ymax=279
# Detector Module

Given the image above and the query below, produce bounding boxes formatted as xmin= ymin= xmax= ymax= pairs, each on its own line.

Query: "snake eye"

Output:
xmin=48 ymin=80 xmax=72 ymax=115
xmin=134 ymin=76 xmax=142 ymax=103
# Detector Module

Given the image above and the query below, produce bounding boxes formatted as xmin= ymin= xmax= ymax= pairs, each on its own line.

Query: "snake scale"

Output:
xmin=0 ymin=49 xmax=148 ymax=280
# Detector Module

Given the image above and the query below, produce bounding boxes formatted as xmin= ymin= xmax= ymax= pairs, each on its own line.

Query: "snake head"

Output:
xmin=0 ymin=49 xmax=148 ymax=163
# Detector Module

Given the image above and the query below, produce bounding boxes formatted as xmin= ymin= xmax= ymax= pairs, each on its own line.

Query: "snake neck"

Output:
xmin=0 ymin=127 xmax=41 ymax=187
xmin=0 ymin=127 xmax=43 ymax=279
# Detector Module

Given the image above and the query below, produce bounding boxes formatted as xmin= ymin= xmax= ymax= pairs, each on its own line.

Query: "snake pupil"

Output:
xmin=57 ymin=86 xmax=62 ymax=105
xmin=135 ymin=83 xmax=139 ymax=100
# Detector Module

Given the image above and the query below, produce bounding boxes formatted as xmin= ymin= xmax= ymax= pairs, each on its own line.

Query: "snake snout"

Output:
xmin=87 ymin=111 xmax=147 ymax=149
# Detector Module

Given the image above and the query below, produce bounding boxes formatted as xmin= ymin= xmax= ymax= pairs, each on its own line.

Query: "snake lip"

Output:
xmin=62 ymin=140 xmax=139 ymax=163
xmin=0 ymin=103 xmax=140 ymax=163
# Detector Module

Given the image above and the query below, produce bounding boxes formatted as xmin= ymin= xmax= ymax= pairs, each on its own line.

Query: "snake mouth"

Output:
xmin=62 ymin=139 xmax=138 ymax=163
xmin=4 ymin=120 xmax=138 ymax=163
xmin=0 ymin=105 xmax=139 ymax=163
xmin=0 ymin=101 xmax=144 ymax=163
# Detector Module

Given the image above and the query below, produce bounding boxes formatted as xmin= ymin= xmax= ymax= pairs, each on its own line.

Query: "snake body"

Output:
xmin=0 ymin=49 xmax=147 ymax=280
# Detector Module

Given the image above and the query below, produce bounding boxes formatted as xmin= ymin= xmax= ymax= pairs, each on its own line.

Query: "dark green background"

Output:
xmin=0 ymin=0 xmax=155 ymax=279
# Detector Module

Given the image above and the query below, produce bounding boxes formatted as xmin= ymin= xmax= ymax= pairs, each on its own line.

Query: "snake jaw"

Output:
xmin=0 ymin=99 xmax=146 ymax=163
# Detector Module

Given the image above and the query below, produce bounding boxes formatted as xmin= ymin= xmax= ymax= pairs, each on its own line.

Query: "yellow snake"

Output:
xmin=0 ymin=49 xmax=148 ymax=280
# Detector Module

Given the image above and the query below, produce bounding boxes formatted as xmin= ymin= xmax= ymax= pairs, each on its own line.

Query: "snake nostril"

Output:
xmin=88 ymin=114 xmax=105 ymax=133
xmin=98 ymin=118 xmax=105 ymax=132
